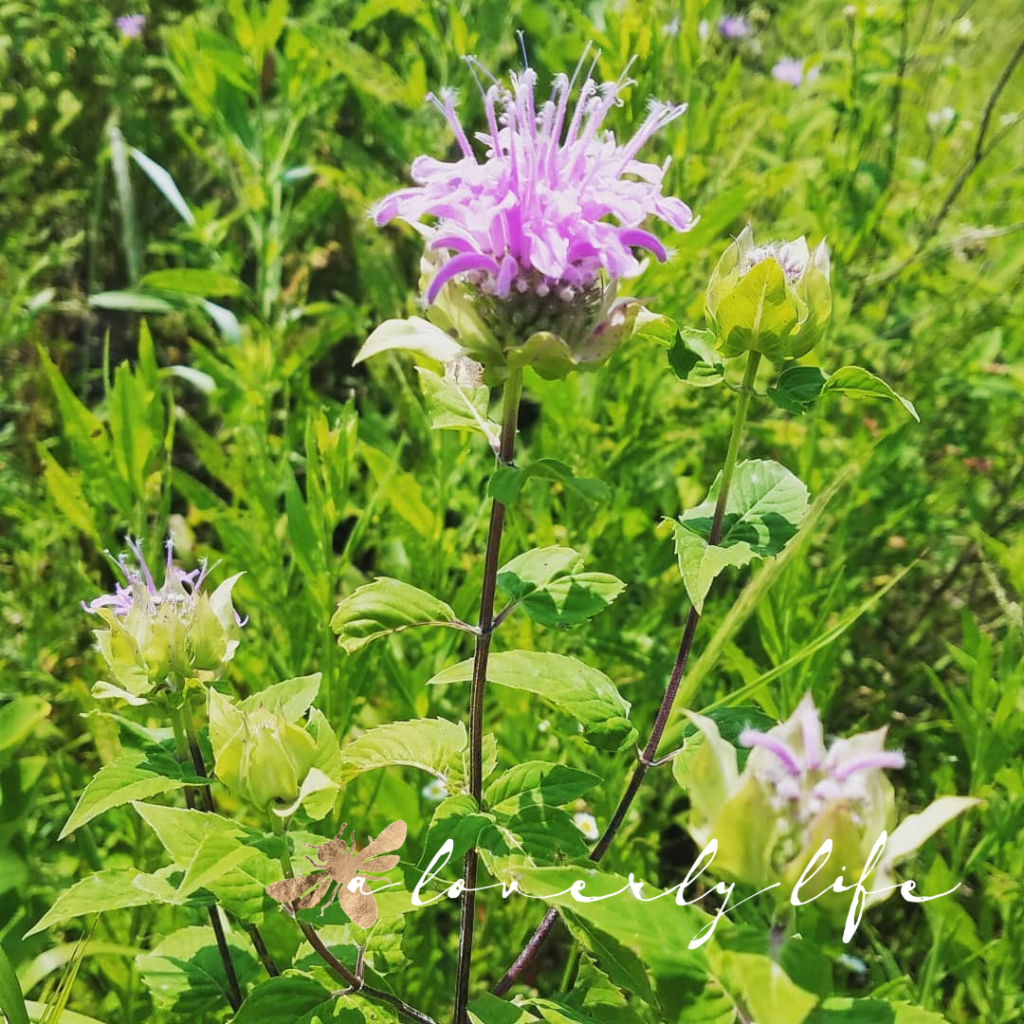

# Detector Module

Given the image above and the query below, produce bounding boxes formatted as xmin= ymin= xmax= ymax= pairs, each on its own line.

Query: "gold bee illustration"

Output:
xmin=266 ymin=819 xmax=407 ymax=928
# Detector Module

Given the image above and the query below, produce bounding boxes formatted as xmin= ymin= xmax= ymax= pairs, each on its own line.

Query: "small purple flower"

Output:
xmin=771 ymin=57 xmax=821 ymax=87
xmin=372 ymin=51 xmax=694 ymax=307
xmin=717 ymin=15 xmax=751 ymax=39
xmin=115 ymin=14 xmax=146 ymax=39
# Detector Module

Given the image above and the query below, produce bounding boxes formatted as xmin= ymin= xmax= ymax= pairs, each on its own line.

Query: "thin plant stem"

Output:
xmin=271 ymin=818 xmax=438 ymax=1024
xmin=170 ymin=704 xmax=244 ymax=1011
xmin=493 ymin=351 xmax=762 ymax=996
xmin=453 ymin=369 xmax=523 ymax=1024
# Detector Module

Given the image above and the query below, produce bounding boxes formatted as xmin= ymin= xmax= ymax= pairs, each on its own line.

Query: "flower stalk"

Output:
xmin=271 ymin=817 xmax=438 ymax=1024
xmin=494 ymin=349 xmax=762 ymax=995
xmin=455 ymin=369 xmax=523 ymax=1023
xmin=169 ymin=703 xmax=244 ymax=1011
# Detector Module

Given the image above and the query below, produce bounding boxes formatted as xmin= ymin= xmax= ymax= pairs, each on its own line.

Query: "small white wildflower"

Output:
xmin=422 ymin=778 xmax=449 ymax=803
xmin=573 ymin=812 xmax=599 ymax=841
xmin=927 ymin=106 xmax=956 ymax=134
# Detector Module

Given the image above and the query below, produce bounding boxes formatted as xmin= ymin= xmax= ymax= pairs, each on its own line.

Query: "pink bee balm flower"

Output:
xmin=372 ymin=57 xmax=694 ymax=308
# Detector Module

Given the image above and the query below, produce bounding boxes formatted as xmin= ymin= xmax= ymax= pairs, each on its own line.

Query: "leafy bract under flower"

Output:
xmin=373 ymin=58 xmax=694 ymax=306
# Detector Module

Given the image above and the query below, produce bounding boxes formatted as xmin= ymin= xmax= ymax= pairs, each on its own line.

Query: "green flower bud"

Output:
xmin=705 ymin=225 xmax=831 ymax=361
xmin=84 ymin=538 xmax=245 ymax=703
xmin=209 ymin=689 xmax=318 ymax=811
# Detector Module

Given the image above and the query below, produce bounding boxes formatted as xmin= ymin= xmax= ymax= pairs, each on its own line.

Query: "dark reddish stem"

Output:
xmin=493 ymin=351 xmax=760 ymax=996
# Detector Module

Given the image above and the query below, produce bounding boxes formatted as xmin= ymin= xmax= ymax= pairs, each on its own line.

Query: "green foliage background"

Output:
xmin=1 ymin=0 xmax=1021 ymax=1021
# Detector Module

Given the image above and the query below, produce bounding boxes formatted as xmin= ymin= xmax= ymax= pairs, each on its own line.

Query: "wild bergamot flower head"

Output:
xmin=677 ymin=694 xmax=978 ymax=918
xmin=363 ymin=52 xmax=695 ymax=380
xmin=84 ymin=537 xmax=244 ymax=703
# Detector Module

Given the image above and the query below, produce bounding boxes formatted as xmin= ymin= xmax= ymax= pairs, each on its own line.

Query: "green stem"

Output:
xmin=709 ymin=351 xmax=762 ymax=545
xmin=169 ymin=704 xmax=244 ymax=1011
xmin=454 ymin=369 xmax=523 ymax=1024
xmin=493 ymin=349 xmax=762 ymax=997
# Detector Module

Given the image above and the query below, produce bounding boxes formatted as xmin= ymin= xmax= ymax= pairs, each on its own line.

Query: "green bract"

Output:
xmin=355 ymin=253 xmax=661 ymax=384
xmin=705 ymin=224 xmax=831 ymax=361
xmin=209 ymin=689 xmax=318 ymax=812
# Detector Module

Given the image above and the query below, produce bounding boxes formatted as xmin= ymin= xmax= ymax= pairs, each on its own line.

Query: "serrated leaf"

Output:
xmin=59 ymin=748 xmax=197 ymax=839
xmin=767 ymin=365 xmax=828 ymax=414
xmin=502 ymin=803 xmax=589 ymax=862
xmin=822 ymin=366 xmax=919 ymax=421
xmin=339 ymin=718 xmax=467 ymax=782
xmin=429 ymin=652 xmax=635 ymax=752
xmin=417 ymin=795 xmax=495 ymax=867
xmin=330 ymin=578 xmax=460 ymax=654
xmin=489 ymin=459 xmax=611 ymax=506
xmin=25 ymin=869 xmax=177 ymax=936
xmin=485 ymin=762 xmax=601 ymax=814
xmin=707 ymin=944 xmax=817 ymax=1024
xmin=496 ymin=547 xmax=625 ymax=628
xmin=238 ymin=673 xmax=322 ymax=720
xmin=132 ymin=802 xmax=244 ymax=866
xmin=667 ymin=327 xmax=725 ymax=387
xmin=673 ymin=459 xmax=809 ymax=612
xmin=233 ymin=976 xmax=338 ymax=1024
xmin=415 ymin=365 xmax=497 ymax=438
xmin=175 ymin=831 xmax=275 ymax=921
xmin=136 ymin=926 xmax=259 ymax=1014
xmin=515 ymin=866 xmax=713 ymax=1000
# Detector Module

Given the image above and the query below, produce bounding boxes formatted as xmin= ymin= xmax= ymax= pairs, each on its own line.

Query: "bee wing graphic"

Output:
xmin=358 ymin=820 xmax=407 ymax=864
xmin=359 ymin=853 xmax=400 ymax=873
xmin=339 ymin=880 xmax=379 ymax=929
xmin=266 ymin=872 xmax=333 ymax=910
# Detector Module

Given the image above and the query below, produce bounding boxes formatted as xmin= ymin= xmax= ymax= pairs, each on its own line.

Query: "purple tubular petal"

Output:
xmin=430 ymin=234 xmax=479 ymax=254
xmin=126 ymin=536 xmax=157 ymax=594
xmin=799 ymin=698 xmax=824 ymax=771
xmin=427 ymin=89 xmax=475 ymax=159
xmin=496 ymin=254 xmax=518 ymax=297
xmin=831 ymin=751 xmax=906 ymax=781
xmin=739 ymin=729 xmax=803 ymax=776
xmin=371 ymin=189 xmax=422 ymax=226
xmin=618 ymin=228 xmax=668 ymax=261
xmin=426 ymin=252 xmax=501 ymax=303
